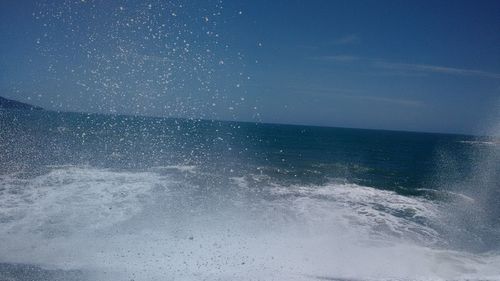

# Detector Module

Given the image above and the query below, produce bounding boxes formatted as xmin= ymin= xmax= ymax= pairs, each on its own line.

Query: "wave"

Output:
xmin=151 ymin=165 xmax=198 ymax=173
xmin=0 ymin=166 xmax=499 ymax=280
xmin=0 ymin=167 xmax=169 ymax=237
xmin=413 ymin=188 xmax=476 ymax=203
xmin=267 ymin=183 xmax=442 ymax=245
xmin=459 ymin=140 xmax=500 ymax=146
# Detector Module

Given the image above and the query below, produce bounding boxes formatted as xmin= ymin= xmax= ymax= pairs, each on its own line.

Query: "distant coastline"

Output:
xmin=0 ymin=96 xmax=43 ymax=110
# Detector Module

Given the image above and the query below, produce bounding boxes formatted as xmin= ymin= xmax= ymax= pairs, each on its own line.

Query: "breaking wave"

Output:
xmin=1 ymin=166 xmax=499 ymax=281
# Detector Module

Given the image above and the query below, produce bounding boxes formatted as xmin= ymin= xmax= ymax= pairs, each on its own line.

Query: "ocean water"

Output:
xmin=0 ymin=109 xmax=499 ymax=281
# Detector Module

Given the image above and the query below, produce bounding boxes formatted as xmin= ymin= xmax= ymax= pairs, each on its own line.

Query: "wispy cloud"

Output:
xmin=317 ymin=55 xmax=360 ymax=62
xmin=296 ymin=44 xmax=320 ymax=51
xmin=296 ymin=35 xmax=360 ymax=52
xmin=284 ymin=86 xmax=424 ymax=108
xmin=353 ymin=95 xmax=424 ymax=107
xmin=332 ymin=34 xmax=360 ymax=45
xmin=314 ymin=55 xmax=500 ymax=79
xmin=374 ymin=61 xmax=500 ymax=79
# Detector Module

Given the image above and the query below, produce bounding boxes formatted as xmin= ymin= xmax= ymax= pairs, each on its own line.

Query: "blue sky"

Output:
xmin=1 ymin=0 xmax=499 ymax=134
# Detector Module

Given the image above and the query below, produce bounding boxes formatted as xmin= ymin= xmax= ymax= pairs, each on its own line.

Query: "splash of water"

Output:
xmin=1 ymin=166 xmax=500 ymax=280
xmin=436 ymin=100 xmax=500 ymax=253
xmin=33 ymin=0 xmax=249 ymax=119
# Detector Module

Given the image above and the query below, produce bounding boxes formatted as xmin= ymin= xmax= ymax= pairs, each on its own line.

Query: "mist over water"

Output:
xmin=1 ymin=110 xmax=500 ymax=281
xmin=438 ymin=103 xmax=500 ymax=254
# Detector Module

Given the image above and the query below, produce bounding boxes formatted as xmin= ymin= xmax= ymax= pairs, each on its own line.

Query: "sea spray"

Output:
xmin=442 ymin=101 xmax=500 ymax=253
xmin=2 ymin=110 xmax=500 ymax=280
xmin=32 ymin=0 xmax=249 ymax=120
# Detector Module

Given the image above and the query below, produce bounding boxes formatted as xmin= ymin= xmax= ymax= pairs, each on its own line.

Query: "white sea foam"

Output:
xmin=0 ymin=167 xmax=172 ymax=264
xmin=151 ymin=165 xmax=198 ymax=173
xmin=0 ymin=166 xmax=499 ymax=281
xmin=459 ymin=140 xmax=500 ymax=146
xmin=415 ymin=188 xmax=476 ymax=203
xmin=267 ymin=183 xmax=442 ymax=245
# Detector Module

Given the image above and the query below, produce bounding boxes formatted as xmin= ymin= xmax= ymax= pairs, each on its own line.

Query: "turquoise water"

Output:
xmin=1 ymin=109 xmax=499 ymax=280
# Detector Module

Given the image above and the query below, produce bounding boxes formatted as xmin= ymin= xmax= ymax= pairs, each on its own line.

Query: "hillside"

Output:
xmin=0 ymin=96 xmax=43 ymax=110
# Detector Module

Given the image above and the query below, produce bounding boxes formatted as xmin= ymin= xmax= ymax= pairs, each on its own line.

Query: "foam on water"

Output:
xmin=1 ymin=166 xmax=499 ymax=280
xmin=267 ymin=183 xmax=442 ymax=245
xmin=0 ymin=167 xmax=166 ymax=237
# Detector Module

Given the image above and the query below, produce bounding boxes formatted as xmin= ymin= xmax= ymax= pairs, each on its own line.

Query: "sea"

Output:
xmin=0 ymin=108 xmax=499 ymax=281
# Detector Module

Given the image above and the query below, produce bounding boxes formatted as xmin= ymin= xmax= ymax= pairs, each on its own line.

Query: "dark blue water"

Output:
xmin=1 ymin=109 xmax=499 ymax=280
xmin=0 ymin=109 xmax=480 ymax=187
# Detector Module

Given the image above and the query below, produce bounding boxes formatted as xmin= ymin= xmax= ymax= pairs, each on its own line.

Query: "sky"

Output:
xmin=1 ymin=0 xmax=500 ymax=135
